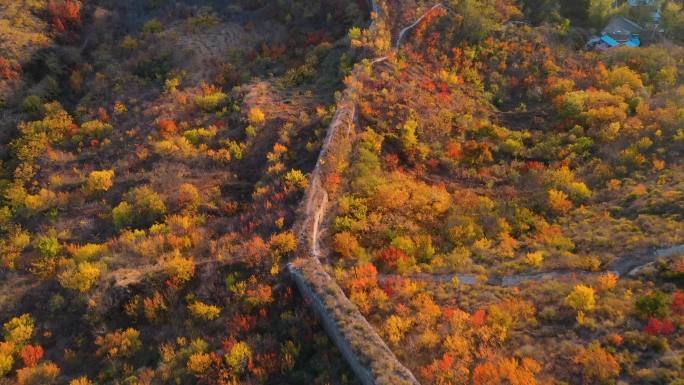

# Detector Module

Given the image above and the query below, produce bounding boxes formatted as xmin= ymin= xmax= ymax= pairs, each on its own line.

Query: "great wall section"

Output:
xmin=287 ymin=1 xmax=423 ymax=384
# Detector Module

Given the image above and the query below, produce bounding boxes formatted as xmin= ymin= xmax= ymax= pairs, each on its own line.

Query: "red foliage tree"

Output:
xmin=157 ymin=119 xmax=178 ymax=138
xmin=644 ymin=318 xmax=675 ymax=336
xmin=0 ymin=58 xmax=20 ymax=80
xmin=376 ymin=247 xmax=409 ymax=271
xmin=237 ymin=236 xmax=270 ymax=267
xmin=349 ymin=263 xmax=378 ymax=292
xmin=470 ymin=309 xmax=487 ymax=327
xmin=20 ymin=345 xmax=44 ymax=367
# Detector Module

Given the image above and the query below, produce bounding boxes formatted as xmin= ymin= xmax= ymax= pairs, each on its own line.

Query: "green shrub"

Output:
xmin=183 ymin=127 xmax=217 ymax=145
xmin=195 ymin=92 xmax=227 ymax=112
xmin=112 ymin=201 xmax=133 ymax=229
xmin=20 ymin=95 xmax=43 ymax=115
xmin=115 ymin=186 xmax=167 ymax=228
xmin=142 ymin=19 xmax=163 ymax=34
xmin=635 ymin=290 xmax=671 ymax=319
xmin=36 ymin=232 xmax=61 ymax=258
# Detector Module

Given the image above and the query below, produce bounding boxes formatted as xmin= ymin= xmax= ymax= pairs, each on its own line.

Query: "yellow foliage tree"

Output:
xmin=3 ymin=314 xmax=34 ymax=346
xmin=165 ymin=250 xmax=195 ymax=284
xmin=547 ymin=189 xmax=572 ymax=214
xmin=565 ymin=285 xmax=596 ymax=312
xmin=596 ymin=272 xmax=618 ymax=292
xmin=58 ymin=262 xmax=102 ymax=293
xmin=248 ymin=107 xmax=266 ymax=126
xmin=269 ymin=232 xmax=297 ymax=256
xmin=188 ymin=301 xmax=221 ymax=321
xmin=0 ymin=342 xmax=14 ymax=376
xmin=333 ymin=232 xmax=361 ymax=259
xmin=525 ymin=251 xmax=544 ymax=268
xmin=225 ymin=341 xmax=252 ymax=373
xmin=69 ymin=377 xmax=94 ymax=385
xmin=178 ymin=183 xmax=201 ymax=211
xmin=384 ymin=315 xmax=413 ymax=344
xmin=84 ymin=170 xmax=114 ymax=194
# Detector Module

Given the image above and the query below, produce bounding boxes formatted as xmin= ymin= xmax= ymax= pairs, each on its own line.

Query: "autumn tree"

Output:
xmin=48 ymin=0 xmax=81 ymax=33
xmin=225 ymin=341 xmax=252 ymax=374
xmin=333 ymin=232 xmax=361 ymax=259
xmin=663 ymin=2 xmax=684 ymax=41
xmin=95 ymin=328 xmax=142 ymax=359
xmin=114 ymin=186 xmax=167 ymax=228
xmin=565 ymin=285 xmax=596 ymax=312
xmin=188 ymin=301 xmax=221 ymax=321
xmin=57 ymin=261 xmax=101 ymax=293
xmin=635 ymin=290 xmax=671 ymax=319
xmin=473 ymin=357 xmax=541 ymax=385
xmin=4 ymin=314 xmax=35 ymax=347
xmin=164 ymin=250 xmax=195 ymax=285
xmin=84 ymin=170 xmax=114 ymax=194
xmin=16 ymin=362 xmax=60 ymax=385
xmin=178 ymin=183 xmax=201 ymax=211
xmin=0 ymin=342 xmax=13 ymax=376
xmin=574 ymin=343 xmax=620 ymax=384
xmin=69 ymin=377 xmax=94 ymax=385
xmin=376 ymin=247 xmax=410 ymax=271
xmin=157 ymin=119 xmax=178 ymax=138
xmin=20 ymin=345 xmax=44 ymax=367
xmin=383 ymin=315 xmax=413 ymax=344
xmin=187 ymin=352 xmax=212 ymax=375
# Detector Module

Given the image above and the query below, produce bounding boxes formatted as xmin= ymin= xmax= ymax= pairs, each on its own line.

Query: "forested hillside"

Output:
xmin=0 ymin=0 xmax=368 ymax=384
xmin=1 ymin=0 xmax=684 ymax=385
xmin=324 ymin=0 xmax=684 ymax=384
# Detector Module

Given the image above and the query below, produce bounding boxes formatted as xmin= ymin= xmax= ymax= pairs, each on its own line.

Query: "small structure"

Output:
xmin=627 ymin=0 xmax=655 ymax=5
xmin=587 ymin=16 xmax=643 ymax=50
xmin=628 ymin=0 xmax=663 ymax=25
xmin=587 ymin=0 xmax=665 ymax=50
xmin=603 ymin=15 xmax=644 ymax=44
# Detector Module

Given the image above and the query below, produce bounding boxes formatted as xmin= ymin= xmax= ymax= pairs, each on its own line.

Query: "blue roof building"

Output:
xmin=587 ymin=16 xmax=644 ymax=50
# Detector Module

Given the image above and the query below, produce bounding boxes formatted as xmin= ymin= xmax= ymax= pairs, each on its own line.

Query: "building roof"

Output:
xmin=625 ymin=35 xmax=641 ymax=47
xmin=601 ymin=35 xmax=620 ymax=47
xmin=602 ymin=16 xmax=644 ymax=41
xmin=628 ymin=0 xmax=655 ymax=6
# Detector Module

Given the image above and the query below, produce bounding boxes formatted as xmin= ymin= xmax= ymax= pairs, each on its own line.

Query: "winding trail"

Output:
xmin=382 ymin=244 xmax=684 ymax=287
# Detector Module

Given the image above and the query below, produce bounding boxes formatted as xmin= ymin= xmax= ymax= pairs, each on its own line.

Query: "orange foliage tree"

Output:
xmin=48 ymin=0 xmax=81 ymax=33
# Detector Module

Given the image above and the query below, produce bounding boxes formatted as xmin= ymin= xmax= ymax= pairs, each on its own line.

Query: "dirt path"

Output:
xmin=379 ymin=244 xmax=684 ymax=288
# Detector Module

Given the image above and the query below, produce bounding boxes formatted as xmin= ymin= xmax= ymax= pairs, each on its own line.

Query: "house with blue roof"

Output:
xmin=587 ymin=0 xmax=664 ymax=50
xmin=587 ymin=16 xmax=644 ymax=50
